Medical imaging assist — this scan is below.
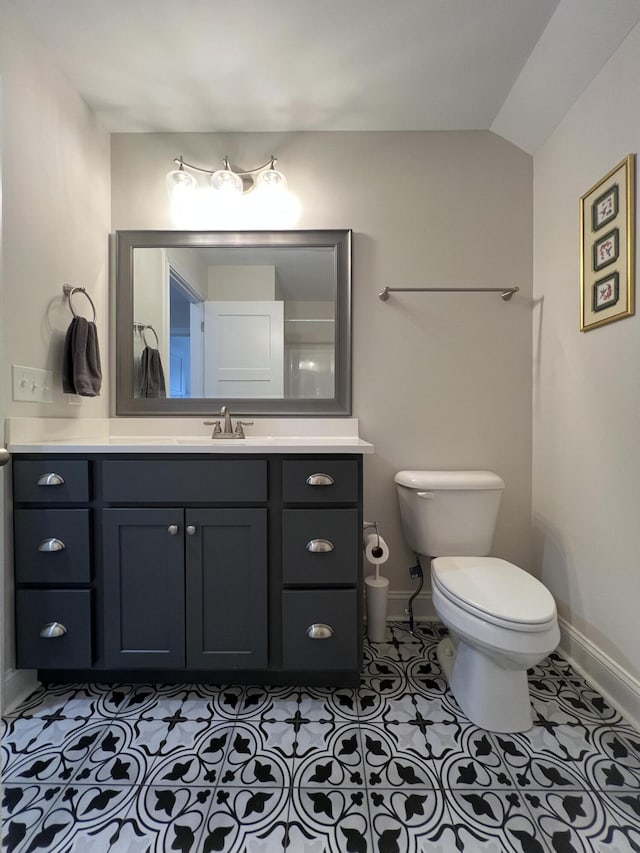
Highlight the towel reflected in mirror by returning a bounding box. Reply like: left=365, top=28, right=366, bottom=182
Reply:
left=140, top=345, right=166, bottom=398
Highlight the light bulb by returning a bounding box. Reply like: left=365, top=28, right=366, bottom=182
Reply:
left=256, top=168, right=287, bottom=191
left=166, top=167, right=198, bottom=225
left=165, top=167, right=196, bottom=198
left=210, top=168, right=243, bottom=194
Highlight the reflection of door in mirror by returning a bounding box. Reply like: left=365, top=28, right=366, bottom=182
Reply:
left=203, top=264, right=284, bottom=398
left=204, top=301, right=284, bottom=398
left=169, top=269, right=204, bottom=398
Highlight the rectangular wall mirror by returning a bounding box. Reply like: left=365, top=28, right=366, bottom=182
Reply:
left=115, top=229, right=352, bottom=416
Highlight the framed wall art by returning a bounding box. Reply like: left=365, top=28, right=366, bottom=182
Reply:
left=580, top=154, right=635, bottom=331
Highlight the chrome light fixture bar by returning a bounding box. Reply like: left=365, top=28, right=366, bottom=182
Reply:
left=165, top=154, right=298, bottom=226
left=166, top=154, right=287, bottom=197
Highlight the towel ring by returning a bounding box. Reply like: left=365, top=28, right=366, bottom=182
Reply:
left=63, top=285, right=96, bottom=323
left=142, top=325, right=159, bottom=348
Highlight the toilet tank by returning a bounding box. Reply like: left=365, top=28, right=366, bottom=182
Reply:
left=394, top=470, right=505, bottom=557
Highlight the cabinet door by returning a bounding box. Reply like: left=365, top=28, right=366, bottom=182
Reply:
left=103, top=509, right=185, bottom=668
left=186, top=508, right=267, bottom=669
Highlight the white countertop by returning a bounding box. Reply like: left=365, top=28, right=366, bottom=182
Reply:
left=8, top=436, right=374, bottom=455
left=6, top=417, right=374, bottom=454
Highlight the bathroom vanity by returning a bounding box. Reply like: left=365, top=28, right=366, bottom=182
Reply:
left=11, top=434, right=373, bottom=686
left=9, top=227, right=368, bottom=685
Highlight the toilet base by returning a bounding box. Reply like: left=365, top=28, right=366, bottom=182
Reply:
left=437, top=636, right=533, bottom=733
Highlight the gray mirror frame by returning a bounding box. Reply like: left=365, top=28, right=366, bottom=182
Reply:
left=115, top=229, right=352, bottom=416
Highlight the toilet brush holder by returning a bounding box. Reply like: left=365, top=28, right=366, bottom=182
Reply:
left=365, top=575, right=389, bottom=642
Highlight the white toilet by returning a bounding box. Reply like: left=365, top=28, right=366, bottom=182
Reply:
left=394, top=470, right=560, bottom=733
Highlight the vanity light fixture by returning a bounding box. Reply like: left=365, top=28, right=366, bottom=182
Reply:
left=166, top=155, right=299, bottom=226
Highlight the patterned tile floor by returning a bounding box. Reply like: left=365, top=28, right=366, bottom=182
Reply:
left=2, top=622, right=640, bottom=852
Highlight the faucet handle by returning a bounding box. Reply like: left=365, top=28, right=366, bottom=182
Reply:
left=204, top=420, right=222, bottom=434
left=234, top=421, right=254, bottom=437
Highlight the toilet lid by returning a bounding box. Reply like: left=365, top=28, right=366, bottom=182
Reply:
left=432, top=556, right=556, bottom=626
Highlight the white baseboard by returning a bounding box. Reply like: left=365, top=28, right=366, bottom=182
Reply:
left=386, top=590, right=436, bottom=622
left=558, top=617, right=640, bottom=730
left=3, top=668, right=37, bottom=715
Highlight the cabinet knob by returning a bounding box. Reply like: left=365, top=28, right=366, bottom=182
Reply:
left=37, top=538, right=66, bottom=552
left=37, top=473, right=65, bottom=487
left=186, top=525, right=197, bottom=536
left=306, top=623, right=334, bottom=640
left=306, top=539, right=334, bottom=553
left=167, top=524, right=179, bottom=535
left=39, top=621, right=67, bottom=639
left=306, top=473, right=334, bottom=487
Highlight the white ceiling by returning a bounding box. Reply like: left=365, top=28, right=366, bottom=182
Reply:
left=10, top=0, right=640, bottom=153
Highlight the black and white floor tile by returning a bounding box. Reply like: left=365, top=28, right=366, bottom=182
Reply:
left=2, top=622, right=640, bottom=852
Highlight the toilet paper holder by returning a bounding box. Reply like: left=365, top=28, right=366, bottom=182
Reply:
left=363, top=519, right=390, bottom=643
left=363, top=520, right=384, bottom=559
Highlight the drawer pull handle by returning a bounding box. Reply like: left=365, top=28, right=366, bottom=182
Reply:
left=306, top=473, right=334, bottom=487
left=306, top=539, right=334, bottom=553
left=37, top=473, right=65, bottom=487
left=37, top=538, right=66, bottom=553
left=40, top=621, right=67, bottom=639
left=168, top=525, right=179, bottom=535
left=306, top=623, right=334, bottom=640
left=186, top=525, right=197, bottom=536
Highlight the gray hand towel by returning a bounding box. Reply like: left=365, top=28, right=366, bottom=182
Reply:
left=140, top=345, right=166, bottom=398
left=62, top=317, right=102, bottom=397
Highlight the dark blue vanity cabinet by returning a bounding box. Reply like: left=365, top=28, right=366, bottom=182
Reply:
left=103, top=507, right=267, bottom=669
left=12, top=453, right=363, bottom=685
left=13, top=459, right=93, bottom=670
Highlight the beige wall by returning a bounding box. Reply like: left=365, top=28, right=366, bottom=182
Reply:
left=0, top=0, right=110, bottom=420
left=0, top=0, right=110, bottom=708
left=533, top=23, right=640, bottom=680
left=112, top=131, right=533, bottom=599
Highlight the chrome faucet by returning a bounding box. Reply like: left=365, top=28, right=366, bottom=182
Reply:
left=221, top=405, right=233, bottom=433
left=204, top=405, right=253, bottom=439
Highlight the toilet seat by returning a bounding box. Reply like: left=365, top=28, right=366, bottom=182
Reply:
left=431, top=556, right=557, bottom=632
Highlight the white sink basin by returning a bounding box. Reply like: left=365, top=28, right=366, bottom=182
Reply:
left=175, top=436, right=364, bottom=445
left=175, top=437, right=277, bottom=445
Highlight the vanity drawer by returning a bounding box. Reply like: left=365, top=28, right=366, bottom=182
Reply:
left=15, top=589, right=92, bottom=669
left=282, top=459, right=359, bottom=504
left=14, top=510, right=91, bottom=584
left=282, top=509, right=359, bottom=585
left=13, top=460, right=89, bottom=503
left=102, top=460, right=267, bottom=503
left=282, top=589, right=358, bottom=670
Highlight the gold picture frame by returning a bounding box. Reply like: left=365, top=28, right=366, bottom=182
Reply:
left=580, top=154, right=635, bottom=331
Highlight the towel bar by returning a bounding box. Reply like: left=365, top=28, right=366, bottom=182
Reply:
left=379, top=285, right=519, bottom=302
left=134, top=323, right=159, bottom=348
left=63, top=284, right=97, bottom=322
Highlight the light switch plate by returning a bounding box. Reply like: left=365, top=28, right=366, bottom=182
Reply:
left=12, top=365, right=53, bottom=403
